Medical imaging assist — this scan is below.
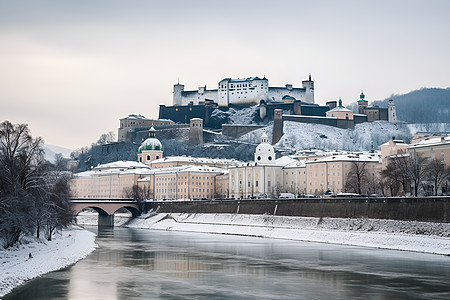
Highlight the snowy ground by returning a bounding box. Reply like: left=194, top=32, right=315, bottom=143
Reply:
left=75, top=211, right=132, bottom=227
left=127, top=213, right=450, bottom=256
left=0, top=226, right=97, bottom=297
left=239, top=121, right=411, bottom=151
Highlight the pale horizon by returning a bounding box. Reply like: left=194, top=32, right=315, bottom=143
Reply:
left=1, top=0, right=449, bottom=150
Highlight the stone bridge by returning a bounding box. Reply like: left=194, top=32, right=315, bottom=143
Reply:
left=71, top=199, right=139, bottom=227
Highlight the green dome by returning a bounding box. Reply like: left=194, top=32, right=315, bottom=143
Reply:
left=138, top=127, right=162, bottom=153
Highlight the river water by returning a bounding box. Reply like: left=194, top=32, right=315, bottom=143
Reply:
left=4, top=227, right=450, bottom=299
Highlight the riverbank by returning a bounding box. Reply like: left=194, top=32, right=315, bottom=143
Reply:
left=127, top=213, right=450, bottom=256
left=0, top=226, right=97, bottom=297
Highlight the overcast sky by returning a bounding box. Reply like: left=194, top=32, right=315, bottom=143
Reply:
left=1, top=0, right=449, bottom=150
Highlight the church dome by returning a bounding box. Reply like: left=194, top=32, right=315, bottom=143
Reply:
left=138, top=127, right=162, bottom=153
left=255, top=132, right=275, bottom=164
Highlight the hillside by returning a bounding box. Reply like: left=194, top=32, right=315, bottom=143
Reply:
left=239, top=121, right=411, bottom=152
left=372, top=87, right=450, bottom=124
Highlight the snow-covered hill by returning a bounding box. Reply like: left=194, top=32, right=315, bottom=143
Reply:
left=407, top=123, right=450, bottom=135
left=43, top=144, right=73, bottom=162
left=239, top=121, right=411, bottom=152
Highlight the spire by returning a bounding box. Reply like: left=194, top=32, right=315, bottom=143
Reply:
left=360, top=90, right=365, bottom=100
left=149, top=126, right=156, bottom=138
left=309, top=73, right=312, bottom=81
left=338, top=98, right=343, bottom=107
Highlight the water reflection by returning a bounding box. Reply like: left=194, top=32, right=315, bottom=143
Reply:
left=4, top=227, right=450, bottom=299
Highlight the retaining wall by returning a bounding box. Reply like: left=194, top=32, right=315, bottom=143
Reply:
left=145, top=197, right=450, bottom=223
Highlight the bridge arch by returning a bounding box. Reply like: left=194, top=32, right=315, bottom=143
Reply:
left=71, top=200, right=140, bottom=226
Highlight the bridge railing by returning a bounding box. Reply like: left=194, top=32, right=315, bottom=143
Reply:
left=70, top=198, right=135, bottom=202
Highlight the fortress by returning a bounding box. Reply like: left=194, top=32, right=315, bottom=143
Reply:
left=173, top=75, right=314, bottom=106
left=120, top=75, right=397, bottom=145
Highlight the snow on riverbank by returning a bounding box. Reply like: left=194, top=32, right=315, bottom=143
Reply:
left=127, top=213, right=450, bottom=256
left=0, top=226, right=97, bottom=297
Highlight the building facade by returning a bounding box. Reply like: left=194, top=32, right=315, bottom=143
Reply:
left=118, top=114, right=174, bottom=143
left=70, top=161, right=152, bottom=199
left=173, top=75, right=314, bottom=107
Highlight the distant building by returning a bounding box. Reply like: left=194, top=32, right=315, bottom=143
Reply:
left=137, top=165, right=227, bottom=200
left=326, top=98, right=354, bottom=120
left=118, top=114, right=174, bottom=143
left=70, top=161, right=152, bottom=199
left=409, top=136, right=450, bottom=168
left=137, top=127, right=163, bottom=164
left=305, top=153, right=381, bottom=195
left=357, top=92, right=393, bottom=122
left=173, top=75, right=314, bottom=107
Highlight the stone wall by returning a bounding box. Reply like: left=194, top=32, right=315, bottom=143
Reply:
left=222, top=124, right=265, bottom=138
left=145, top=197, right=450, bottom=223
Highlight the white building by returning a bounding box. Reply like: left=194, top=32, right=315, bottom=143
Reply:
left=173, top=75, right=314, bottom=107
left=229, top=132, right=306, bottom=198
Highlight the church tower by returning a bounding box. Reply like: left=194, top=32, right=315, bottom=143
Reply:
left=137, top=127, right=163, bottom=164
left=388, top=99, right=397, bottom=122
left=357, top=91, right=368, bottom=114
left=254, top=131, right=275, bottom=164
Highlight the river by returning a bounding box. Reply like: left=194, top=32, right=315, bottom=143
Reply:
left=4, top=227, right=450, bottom=299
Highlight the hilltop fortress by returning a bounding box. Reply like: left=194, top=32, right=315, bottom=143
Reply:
left=173, top=75, right=314, bottom=106
left=119, top=74, right=397, bottom=146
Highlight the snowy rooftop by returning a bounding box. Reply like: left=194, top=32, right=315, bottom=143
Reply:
left=93, top=161, right=150, bottom=170
left=73, top=161, right=152, bottom=177
left=220, top=77, right=266, bottom=83
left=306, top=153, right=381, bottom=164
left=410, top=136, right=450, bottom=148
left=137, top=165, right=227, bottom=181
left=149, top=156, right=241, bottom=166
left=121, top=114, right=150, bottom=120
left=380, top=140, right=409, bottom=147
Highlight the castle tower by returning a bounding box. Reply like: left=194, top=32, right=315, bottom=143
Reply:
left=357, top=91, right=368, bottom=114
left=137, top=127, right=163, bottom=164
left=254, top=131, right=275, bottom=164
left=259, top=100, right=267, bottom=120
left=173, top=82, right=185, bottom=106
left=189, top=118, right=203, bottom=145
left=272, top=109, right=283, bottom=145
left=302, top=74, right=315, bottom=104
left=388, top=99, right=397, bottom=122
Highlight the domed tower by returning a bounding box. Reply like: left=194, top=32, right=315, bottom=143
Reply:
left=254, top=131, right=275, bottom=164
left=357, top=91, right=368, bottom=114
left=137, top=127, right=163, bottom=164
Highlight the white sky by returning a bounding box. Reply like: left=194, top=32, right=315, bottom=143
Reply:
left=1, top=0, right=449, bottom=150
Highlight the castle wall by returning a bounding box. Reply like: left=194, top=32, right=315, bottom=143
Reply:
left=222, top=124, right=265, bottom=138
left=282, top=115, right=339, bottom=127
left=159, top=104, right=211, bottom=125
left=267, top=87, right=308, bottom=103
left=219, top=78, right=268, bottom=106
left=179, top=89, right=218, bottom=106
left=175, top=76, right=314, bottom=107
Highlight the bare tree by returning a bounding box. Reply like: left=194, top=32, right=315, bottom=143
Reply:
left=96, top=131, right=116, bottom=145
left=382, top=155, right=410, bottom=196
left=425, top=159, right=450, bottom=196
left=345, top=162, right=367, bottom=194
left=0, top=121, right=72, bottom=247
left=124, top=184, right=151, bottom=214
left=407, top=152, right=429, bottom=196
